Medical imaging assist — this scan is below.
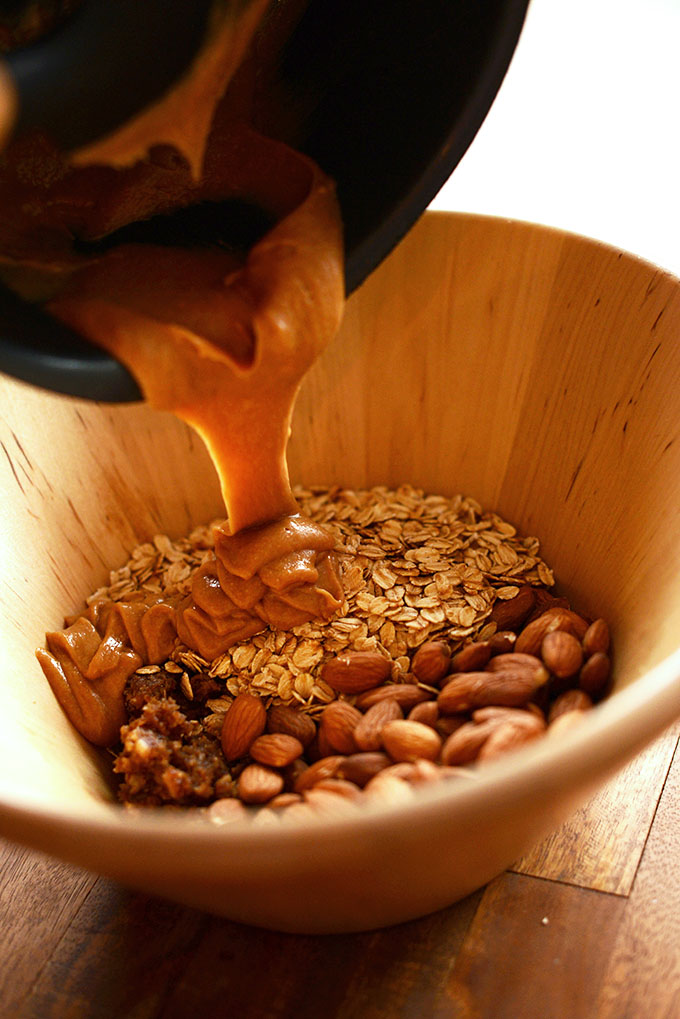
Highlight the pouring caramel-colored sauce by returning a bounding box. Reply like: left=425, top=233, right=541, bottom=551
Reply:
left=2, top=13, right=347, bottom=746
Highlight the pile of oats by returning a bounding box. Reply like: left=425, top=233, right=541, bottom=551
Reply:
left=88, top=486, right=555, bottom=733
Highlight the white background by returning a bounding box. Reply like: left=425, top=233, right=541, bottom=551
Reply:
left=430, top=0, right=680, bottom=275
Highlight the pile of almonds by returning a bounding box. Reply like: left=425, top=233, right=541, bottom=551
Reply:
left=208, top=586, right=611, bottom=823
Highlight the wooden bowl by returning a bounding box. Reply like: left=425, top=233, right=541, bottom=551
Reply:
left=2, top=211, right=680, bottom=933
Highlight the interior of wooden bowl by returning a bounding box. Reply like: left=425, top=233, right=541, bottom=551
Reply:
left=2, top=210, right=680, bottom=819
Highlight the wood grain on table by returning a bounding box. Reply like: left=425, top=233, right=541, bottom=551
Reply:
left=2, top=721, right=679, bottom=1019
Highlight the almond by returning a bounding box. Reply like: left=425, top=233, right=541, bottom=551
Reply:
left=548, top=710, right=588, bottom=738
left=472, top=706, right=546, bottom=727
left=487, top=630, right=517, bottom=654
left=489, top=585, right=536, bottom=629
left=541, top=630, right=583, bottom=678
left=442, top=711, right=544, bottom=765
left=319, top=700, right=363, bottom=754
left=441, top=720, right=496, bottom=765
left=315, top=725, right=336, bottom=759
left=383, top=759, right=442, bottom=785
left=321, top=650, right=391, bottom=693
left=207, top=798, right=249, bottom=824
left=266, top=703, right=317, bottom=748
left=338, top=751, right=391, bottom=787
left=238, top=763, right=284, bottom=804
left=355, top=683, right=432, bottom=711
left=302, top=788, right=358, bottom=819
left=525, top=589, right=570, bottom=623
left=407, top=700, right=439, bottom=728
left=438, top=669, right=546, bottom=714
left=485, top=652, right=548, bottom=679
left=312, top=778, right=364, bottom=801
left=293, top=754, right=346, bottom=793
left=477, top=716, right=544, bottom=761
left=354, top=698, right=403, bottom=751
left=449, top=641, right=492, bottom=673
left=435, top=714, right=467, bottom=739
left=381, top=719, right=442, bottom=763
left=411, top=641, right=451, bottom=684
left=579, top=651, right=610, bottom=698
left=515, top=608, right=588, bottom=656
left=268, top=792, right=303, bottom=809
left=549, top=687, right=593, bottom=722
left=249, top=733, right=304, bottom=768
left=281, top=757, right=309, bottom=790
left=582, top=618, right=610, bottom=657
left=363, top=771, right=414, bottom=806
left=220, top=692, right=266, bottom=762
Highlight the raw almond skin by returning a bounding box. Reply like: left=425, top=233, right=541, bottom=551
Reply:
left=315, top=726, right=336, bottom=759
left=548, top=710, right=588, bottom=738
left=582, top=619, right=611, bottom=657
left=338, top=751, right=391, bottom=787
left=293, top=754, right=346, bottom=793
left=312, top=778, right=364, bottom=801
left=353, top=698, right=403, bottom=752
left=541, top=630, right=584, bottom=678
left=515, top=609, right=586, bottom=656
left=319, top=700, right=363, bottom=754
left=477, top=718, right=544, bottom=761
left=381, top=719, right=442, bottom=763
left=238, top=764, right=284, bottom=804
left=411, top=641, right=451, bottom=684
left=384, top=759, right=442, bottom=785
left=282, top=757, right=309, bottom=791
left=525, top=590, right=570, bottom=623
left=472, top=706, right=546, bottom=728
left=302, top=788, right=358, bottom=819
left=485, top=652, right=546, bottom=675
left=438, top=669, right=545, bottom=714
left=435, top=714, right=467, bottom=739
left=488, top=631, right=517, bottom=654
left=549, top=688, right=593, bottom=722
left=441, top=720, right=497, bottom=765
left=249, top=733, right=303, bottom=768
left=321, top=650, right=391, bottom=693
left=482, top=654, right=550, bottom=695
left=266, top=703, right=317, bottom=748
left=355, top=683, right=431, bottom=711
left=579, top=651, right=611, bottom=698
left=363, top=771, right=414, bottom=806
left=442, top=711, right=544, bottom=765
left=268, top=792, right=303, bottom=809
left=489, top=585, right=536, bottom=630
left=407, top=700, right=439, bottom=728
left=220, top=692, right=266, bottom=762
left=449, top=641, right=492, bottom=673
left=207, top=798, right=249, bottom=824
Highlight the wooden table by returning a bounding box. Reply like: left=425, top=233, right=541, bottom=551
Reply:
left=2, top=720, right=678, bottom=1019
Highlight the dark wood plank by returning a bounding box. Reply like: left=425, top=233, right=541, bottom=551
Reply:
left=513, top=721, right=680, bottom=894
left=16, top=876, right=482, bottom=1019
left=16, top=882, right=209, bottom=1019
left=0, top=840, right=97, bottom=1017
left=159, top=892, right=483, bottom=1019
left=442, top=873, right=627, bottom=1019
left=594, top=736, right=680, bottom=1018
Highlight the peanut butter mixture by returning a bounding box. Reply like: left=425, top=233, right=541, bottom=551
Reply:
left=0, top=5, right=347, bottom=747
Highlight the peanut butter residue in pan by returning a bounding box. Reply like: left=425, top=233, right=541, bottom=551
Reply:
left=4, top=14, right=347, bottom=746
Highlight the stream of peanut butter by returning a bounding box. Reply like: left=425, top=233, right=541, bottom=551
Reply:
left=0, top=4, right=348, bottom=745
